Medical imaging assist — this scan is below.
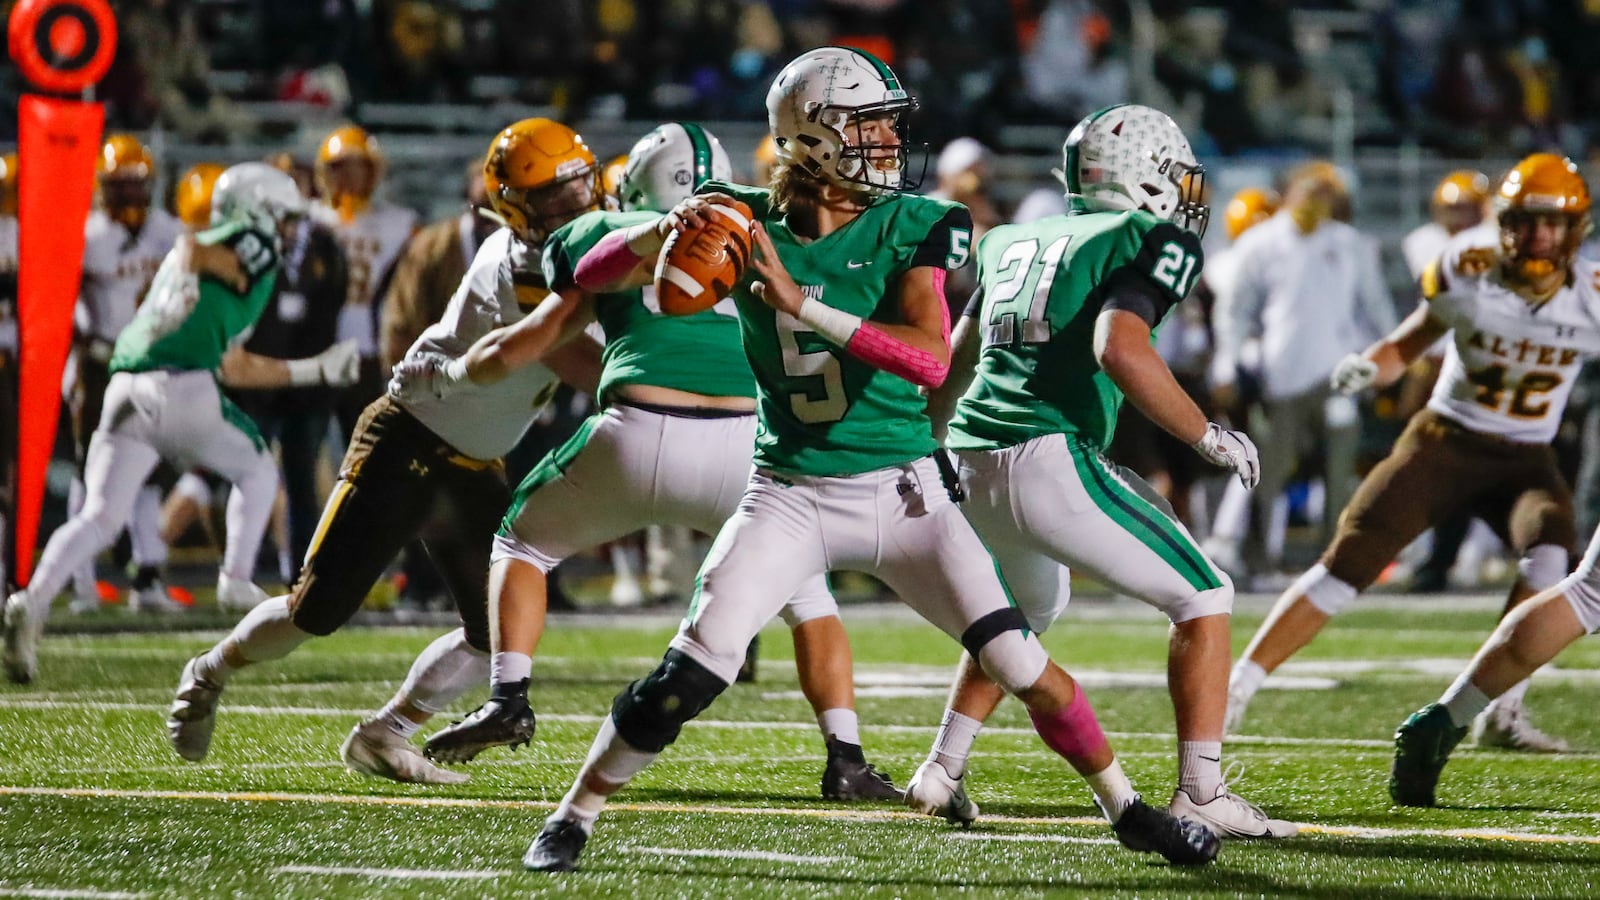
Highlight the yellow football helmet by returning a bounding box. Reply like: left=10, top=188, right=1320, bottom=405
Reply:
left=753, top=133, right=779, bottom=187
left=1496, top=152, right=1591, bottom=282
left=482, top=118, right=600, bottom=245
left=316, top=125, right=383, bottom=223
left=601, top=152, right=629, bottom=205
left=98, top=134, right=154, bottom=232
left=0, top=152, right=17, bottom=217
left=1223, top=187, right=1279, bottom=241
left=174, top=162, right=227, bottom=230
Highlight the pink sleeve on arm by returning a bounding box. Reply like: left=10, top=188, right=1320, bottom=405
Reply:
left=572, top=229, right=642, bottom=292
left=842, top=268, right=952, bottom=388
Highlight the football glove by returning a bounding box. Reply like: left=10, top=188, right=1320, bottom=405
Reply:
left=1193, top=422, right=1261, bottom=489
left=1330, top=353, right=1379, bottom=395
left=387, top=352, right=468, bottom=403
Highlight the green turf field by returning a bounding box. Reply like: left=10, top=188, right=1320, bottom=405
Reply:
left=3, top=595, right=1600, bottom=898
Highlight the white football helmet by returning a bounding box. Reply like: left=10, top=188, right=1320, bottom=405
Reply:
left=210, top=162, right=306, bottom=234
left=1058, top=104, right=1209, bottom=235
left=766, top=46, right=921, bottom=195
left=617, top=123, right=733, bottom=213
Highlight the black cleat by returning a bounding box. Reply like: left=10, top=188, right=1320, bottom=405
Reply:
left=1391, top=702, right=1468, bottom=807
left=822, top=752, right=904, bottom=802
left=1112, top=796, right=1220, bottom=866
left=523, top=819, right=589, bottom=872
left=422, top=696, right=535, bottom=764
left=736, top=635, right=759, bottom=683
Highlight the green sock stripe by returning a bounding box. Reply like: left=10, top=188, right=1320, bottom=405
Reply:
left=1070, top=445, right=1221, bottom=592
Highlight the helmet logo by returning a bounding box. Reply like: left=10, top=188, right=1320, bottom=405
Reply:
left=673, top=171, right=691, bottom=186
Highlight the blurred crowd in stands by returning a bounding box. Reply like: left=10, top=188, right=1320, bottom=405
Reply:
left=0, top=1, right=1598, bottom=160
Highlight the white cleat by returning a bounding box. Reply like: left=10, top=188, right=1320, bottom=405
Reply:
left=905, top=759, right=980, bottom=826
left=216, top=574, right=269, bottom=613
left=166, top=657, right=223, bottom=761
left=1170, top=785, right=1297, bottom=839
left=3, top=592, right=41, bottom=685
left=1473, top=702, right=1569, bottom=753
left=67, top=591, right=103, bottom=616
left=131, top=581, right=188, bottom=615
left=341, top=721, right=469, bottom=785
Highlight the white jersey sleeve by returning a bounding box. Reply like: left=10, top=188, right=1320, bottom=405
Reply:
left=333, top=201, right=420, bottom=356
left=394, top=227, right=560, bottom=460
left=79, top=209, right=184, bottom=342
left=1424, top=230, right=1600, bottom=443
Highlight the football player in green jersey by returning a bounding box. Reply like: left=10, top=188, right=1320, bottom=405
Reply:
left=403, top=122, right=900, bottom=801
left=3, top=164, right=360, bottom=685
left=517, top=49, right=1218, bottom=873
left=906, top=104, right=1293, bottom=839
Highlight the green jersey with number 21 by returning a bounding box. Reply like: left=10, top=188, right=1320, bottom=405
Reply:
left=947, top=209, right=1202, bottom=452
left=701, top=180, right=973, bottom=477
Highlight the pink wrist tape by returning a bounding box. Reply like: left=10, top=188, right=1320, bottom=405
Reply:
left=1027, top=682, right=1110, bottom=765
left=574, top=228, right=641, bottom=292
left=842, top=269, right=952, bottom=388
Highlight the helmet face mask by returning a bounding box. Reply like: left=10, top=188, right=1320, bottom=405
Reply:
left=211, top=162, right=307, bottom=245
left=618, top=123, right=732, bottom=213
left=766, top=47, right=926, bottom=196
left=1060, top=104, right=1209, bottom=236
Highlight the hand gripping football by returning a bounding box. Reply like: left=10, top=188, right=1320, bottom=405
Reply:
left=653, top=200, right=755, bottom=315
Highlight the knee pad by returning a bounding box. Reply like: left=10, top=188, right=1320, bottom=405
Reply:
left=1518, top=544, right=1570, bottom=592
left=611, top=649, right=729, bottom=753
left=777, top=588, right=839, bottom=628
left=1292, top=563, right=1359, bottom=616
left=964, top=609, right=1049, bottom=693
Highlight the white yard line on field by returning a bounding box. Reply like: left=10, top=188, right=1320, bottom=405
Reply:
left=626, top=846, right=848, bottom=865
left=275, top=865, right=507, bottom=880
left=946, top=833, right=1120, bottom=846
left=5, top=785, right=1600, bottom=847
left=0, top=888, right=147, bottom=899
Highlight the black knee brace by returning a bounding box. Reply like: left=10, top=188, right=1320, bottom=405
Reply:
left=611, top=649, right=729, bottom=753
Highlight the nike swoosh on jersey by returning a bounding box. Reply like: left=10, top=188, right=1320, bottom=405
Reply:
left=846, top=260, right=871, bottom=269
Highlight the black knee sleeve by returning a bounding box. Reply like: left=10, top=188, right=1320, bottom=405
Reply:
left=611, top=649, right=729, bottom=753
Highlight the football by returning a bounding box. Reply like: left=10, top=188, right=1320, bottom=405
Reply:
left=653, top=199, right=755, bottom=315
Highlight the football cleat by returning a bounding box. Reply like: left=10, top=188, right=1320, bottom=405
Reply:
left=3, top=592, right=40, bottom=685
left=821, top=748, right=902, bottom=802
left=67, top=591, right=103, bottom=616
left=131, top=580, right=189, bottom=615
left=166, top=656, right=224, bottom=761
left=216, top=574, right=269, bottom=613
left=1391, top=702, right=1468, bottom=807
left=422, top=696, right=536, bottom=764
left=1473, top=701, right=1569, bottom=753
left=1112, top=796, right=1220, bottom=866
left=523, top=819, right=589, bottom=872
left=905, top=759, right=980, bottom=826
left=1169, top=785, right=1297, bottom=838
left=341, top=721, right=469, bottom=785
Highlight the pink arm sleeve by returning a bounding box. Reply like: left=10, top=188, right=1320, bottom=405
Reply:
left=842, top=268, right=952, bottom=388
left=572, top=229, right=642, bottom=292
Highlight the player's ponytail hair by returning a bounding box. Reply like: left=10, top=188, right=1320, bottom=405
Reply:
left=769, top=160, right=823, bottom=216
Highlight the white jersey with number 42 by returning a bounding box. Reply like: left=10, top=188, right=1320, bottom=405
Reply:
left=1424, top=228, right=1600, bottom=443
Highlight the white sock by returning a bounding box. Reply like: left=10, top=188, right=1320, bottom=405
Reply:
left=553, top=716, right=657, bottom=829
left=220, top=456, right=277, bottom=582
left=393, top=629, right=490, bottom=717
left=817, top=708, right=860, bottom=747
left=202, top=596, right=309, bottom=684
left=490, top=651, right=532, bottom=687
left=930, top=709, right=983, bottom=779
left=129, top=485, right=167, bottom=568
left=376, top=706, right=423, bottom=740
left=1084, top=758, right=1139, bottom=823
left=1229, top=659, right=1268, bottom=704
left=1440, top=675, right=1491, bottom=728
left=1178, top=740, right=1225, bottom=799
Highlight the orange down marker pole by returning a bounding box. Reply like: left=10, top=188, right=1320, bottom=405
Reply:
left=6, top=0, right=117, bottom=584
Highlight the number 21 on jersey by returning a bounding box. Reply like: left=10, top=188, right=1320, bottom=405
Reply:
left=981, top=236, right=1072, bottom=346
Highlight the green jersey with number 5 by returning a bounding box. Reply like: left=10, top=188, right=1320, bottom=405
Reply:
left=544, top=209, right=757, bottom=400
left=700, top=180, right=972, bottom=477
left=946, top=209, right=1202, bottom=452
left=110, top=222, right=280, bottom=375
